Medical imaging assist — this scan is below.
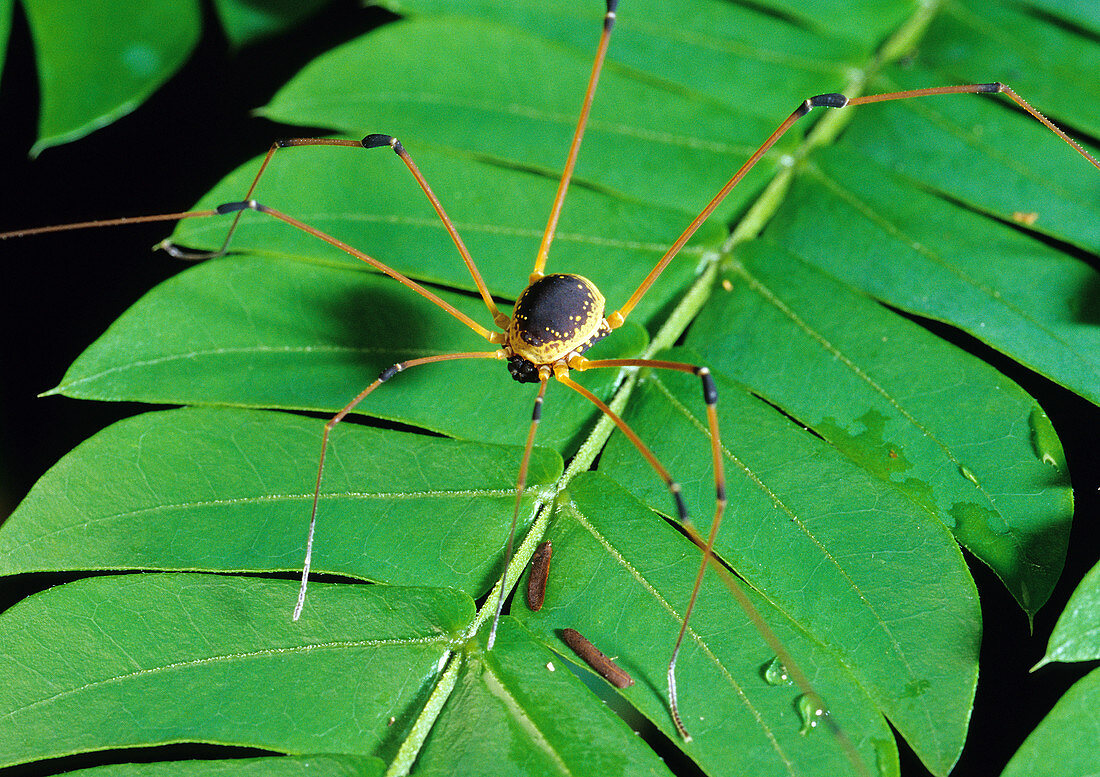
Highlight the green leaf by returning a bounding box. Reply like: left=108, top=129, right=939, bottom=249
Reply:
left=0, top=408, right=561, bottom=595
left=519, top=473, right=900, bottom=777
left=921, top=1, right=1100, bottom=140
left=0, top=574, right=474, bottom=768
left=9, top=0, right=341, bottom=151
left=743, top=0, right=920, bottom=49
left=163, top=144, right=713, bottom=328
left=1038, top=560, right=1100, bottom=667
left=688, top=245, right=1072, bottom=617
left=841, top=64, right=1100, bottom=253
left=389, top=0, right=870, bottom=118
left=49, top=255, right=647, bottom=454
left=999, top=669, right=1100, bottom=777
left=255, top=11, right=816, bottom=220
left=21, top=0, right=202, bottom=153
left=1002, top=559, right=1100, bottom=775
left=768, top=144, right=1100, bottom=405
left=414, top=617, right=675, bottom=776
left=0, top=0, right=12, bottom=81
left=597, top=357, right=978, bottom=774
left=5, top=0, right=1097, bottom=774
left=58, top=756, right=385, bottom=777
left=211, top=0, right=334, bottom=47
left=1017, top=0, right=1100, bottom=35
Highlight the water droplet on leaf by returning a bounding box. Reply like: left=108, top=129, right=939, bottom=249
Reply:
left=797, top=693, right=828, bottom=735
left=762, top=657, right=794, bottom=686
left=1028, top=407, right=1062, bottom=468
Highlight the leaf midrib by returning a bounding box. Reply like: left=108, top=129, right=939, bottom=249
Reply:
left=3, top=635, right=453, bottom=725
left=390, top=0, right=948, bottom=765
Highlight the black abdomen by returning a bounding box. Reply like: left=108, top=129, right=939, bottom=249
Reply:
left=506, top=273, right=608, bottom=376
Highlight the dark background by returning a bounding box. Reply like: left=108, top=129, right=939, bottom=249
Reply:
left=1, top=2, right=1097, bottom=776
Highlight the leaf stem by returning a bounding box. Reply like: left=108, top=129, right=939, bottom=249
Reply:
left=564, top=0, right=949, bottom=479
left=401, top=0, right=949, bottom=764
left=385, top=650, right=463, bottom=777
left=462, top=490, right=558, bottom=642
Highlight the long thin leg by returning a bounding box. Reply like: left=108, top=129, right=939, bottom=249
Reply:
left=294, top=349, right=505, bottom=621
left=160, top=135, right=508, bottom=327
left=568, top=356, right=867, bottom=774
left=562, top=358, right=722, bottom=741
left=364, top=135, right=509, bottom=328
left=3, top=191, right=506, bottom=343
left=531, top=0, right=619, bottom=279
left=160, top=138, right=364, bottom=261
left=848, top=83, right=1100, bottom=169
left=215, top=199, right=504, bottom=344
left=0, top=209, right=217, bottom=240
left=486, top=378, right=550, bottom=650
left=607, top=82, right=1100, bottom=329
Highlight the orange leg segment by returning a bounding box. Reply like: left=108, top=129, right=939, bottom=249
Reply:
left=487, top=378, right=550, bottom=650
left=558, top=356, right=725, bottom=741
left=293, top=349, right=505, bottom=622
left=608, top=82, right=1100, bottom=329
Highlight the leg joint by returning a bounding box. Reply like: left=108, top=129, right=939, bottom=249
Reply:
left=671, top=485, right=688, bottom=523
left=378, top=362, right=405, bottom=382
left=808, top=92, right=849, bottom=109
left=604, top=0, right=619, bottom=29
left=362, top=133, right=400, bottom=152
left=215, top=199, right=263, bottom=215
left=698, top=367, right=718, bottom=406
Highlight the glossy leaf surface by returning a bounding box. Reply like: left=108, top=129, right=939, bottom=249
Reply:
left=0, top=408, right=561, bottom=594
left=769, top=145, right=1100, bottom=406
left=4, top=0, right=1097, bottom=775
left=1038, top=560, right=1100, bottom=667
left=414, top=617, right=675, bottom=777
left=519, top=473, right=899, bottom=777
left=687, top=243, right=1072, bottom=616
left=164, top=144, right=716, bottom=327
left=597, top=356, right=978, bottom=773
left=0, top=575, right=474, bottom=767
left=51, top=255, right=647, bottom=453
left=256, top=9, right=830, bottom=220
left=21, top=0, right=201, bottom=153
left=999, top=669, right=1100, bottom=777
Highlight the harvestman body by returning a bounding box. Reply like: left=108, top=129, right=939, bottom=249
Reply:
left=4, top=0, right=1099, bottom=767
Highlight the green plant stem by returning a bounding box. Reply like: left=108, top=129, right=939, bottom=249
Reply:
left=385, top=650, right=462, bottom=777
left=394, top=0, right=948, bottom=766
left=463, top=0, right=948, bottom=658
